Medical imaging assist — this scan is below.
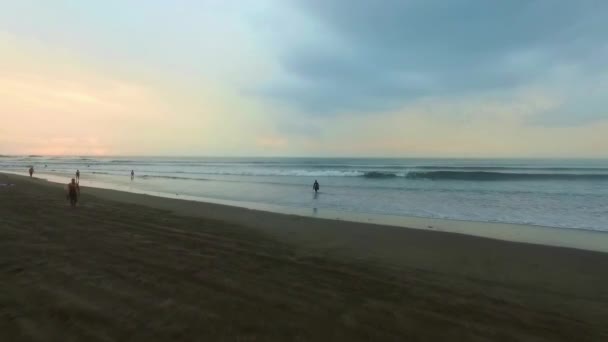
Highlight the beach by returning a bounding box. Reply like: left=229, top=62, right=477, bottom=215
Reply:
left=3, top=156, right=607, bottom=233
left=1, top=173, right=608, bottom=341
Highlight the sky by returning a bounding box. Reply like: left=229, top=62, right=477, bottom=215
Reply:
left=0, top=0, right=607, bottom=157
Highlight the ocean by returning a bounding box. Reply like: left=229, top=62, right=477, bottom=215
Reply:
left=2, top=156, right=607, bottom=231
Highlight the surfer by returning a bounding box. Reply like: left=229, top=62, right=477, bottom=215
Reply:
left=313, top=180, right=320, bottom=193
left=76, top=170, right=80, bottom=183
left=28, top=166, right=34, bottom=177
left=67, top=178, right=80, bottom=207
left=131, top=170, right=135, bottom=180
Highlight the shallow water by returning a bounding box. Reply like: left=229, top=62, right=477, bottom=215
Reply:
left=2, top=156, right=607, bottom=231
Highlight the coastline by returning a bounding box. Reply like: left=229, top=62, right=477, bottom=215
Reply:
left=4, top=171, right=608, bottom=253
left=2, top=172, right=608, bottom=340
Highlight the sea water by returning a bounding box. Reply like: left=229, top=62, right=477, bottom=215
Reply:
left=1, top=156, right=607, bottom=231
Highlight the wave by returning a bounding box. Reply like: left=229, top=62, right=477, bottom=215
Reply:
left=10, top=167, right=608, bottom=181
left=139, top=174, right=209, bottom=181
left=363, top=171, right=399, bottom=178
left=405, top=171, right=608, bottom=181
left=412, top=166, right=608, bottom=172
left=205, top=170, right=366, bottom=177
left=82, top=171, right=197, bottom=179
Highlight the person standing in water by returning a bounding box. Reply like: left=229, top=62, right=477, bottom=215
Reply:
left=75, top=169, right=80, bottom=183
left=28, top=166, right=34, bottom=177
left=313, top=180, right=320, bottom=193
left=131, top=170, right=135, bottom=180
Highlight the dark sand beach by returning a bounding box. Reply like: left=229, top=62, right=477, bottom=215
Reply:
left=1, top=173, right=608, bottom=341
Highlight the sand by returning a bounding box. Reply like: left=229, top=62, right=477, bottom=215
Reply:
left=1, top=173, right=607, bottom=341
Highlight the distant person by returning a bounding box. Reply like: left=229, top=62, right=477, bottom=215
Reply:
left=76, top=169, right=80, bottom=183
left=28, top=167, right=34, bottom=177
left=67, top=178, right=80, bottom=207
left=131, top=170, right=135, bottom=180
left=313, top=180, right=320, bottom=193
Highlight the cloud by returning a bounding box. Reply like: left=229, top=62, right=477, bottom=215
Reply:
left=0, top=32, right=278, bottom=156
left=526, top=68, right=608, bottom=126
left=1, top=1, right=606, bottom=157
left=259, top=0, right=608, bottom=117
left=276, top=119, right=324, bottom=138
left=280, top=90, right=608, bottom=158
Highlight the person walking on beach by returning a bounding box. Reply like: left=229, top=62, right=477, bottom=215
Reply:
left=28, top=166, right=34, bottom=177
left=131, top=170, right=135, bottom=180
left=313, top=180, right=320, bottom=193
left=76, top=169, right=80, bottom=183
left=67, top=178, right=80, bottom=207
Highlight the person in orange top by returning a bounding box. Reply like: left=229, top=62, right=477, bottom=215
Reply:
left=67, top=178, right=80, bottom=207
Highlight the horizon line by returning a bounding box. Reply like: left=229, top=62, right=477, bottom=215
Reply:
left=1, top=154, right=607, bottom=160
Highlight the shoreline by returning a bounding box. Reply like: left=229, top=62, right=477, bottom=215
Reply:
left=4, top=171, right=608, bottom=253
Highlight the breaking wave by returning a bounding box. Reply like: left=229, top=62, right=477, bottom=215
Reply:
left=362, top=171, right=400, bottom=178
left=405, top=171, right=608, bottom=181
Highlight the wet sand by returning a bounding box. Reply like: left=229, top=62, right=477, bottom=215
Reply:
left=1, top=173, right=607, bottom=341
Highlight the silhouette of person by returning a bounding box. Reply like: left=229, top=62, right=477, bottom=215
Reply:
left=67, top=178, right=80, bottom=207
left=76, top=170, right=80, bottom=183
left=313, top=180, right=320, bottom=193
left=131, top=170, right=134, bottom=180
left=28, top=167, right=34, bottom=177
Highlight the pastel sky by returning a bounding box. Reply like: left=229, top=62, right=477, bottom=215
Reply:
left=1, top=0, right=607, bottom=157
